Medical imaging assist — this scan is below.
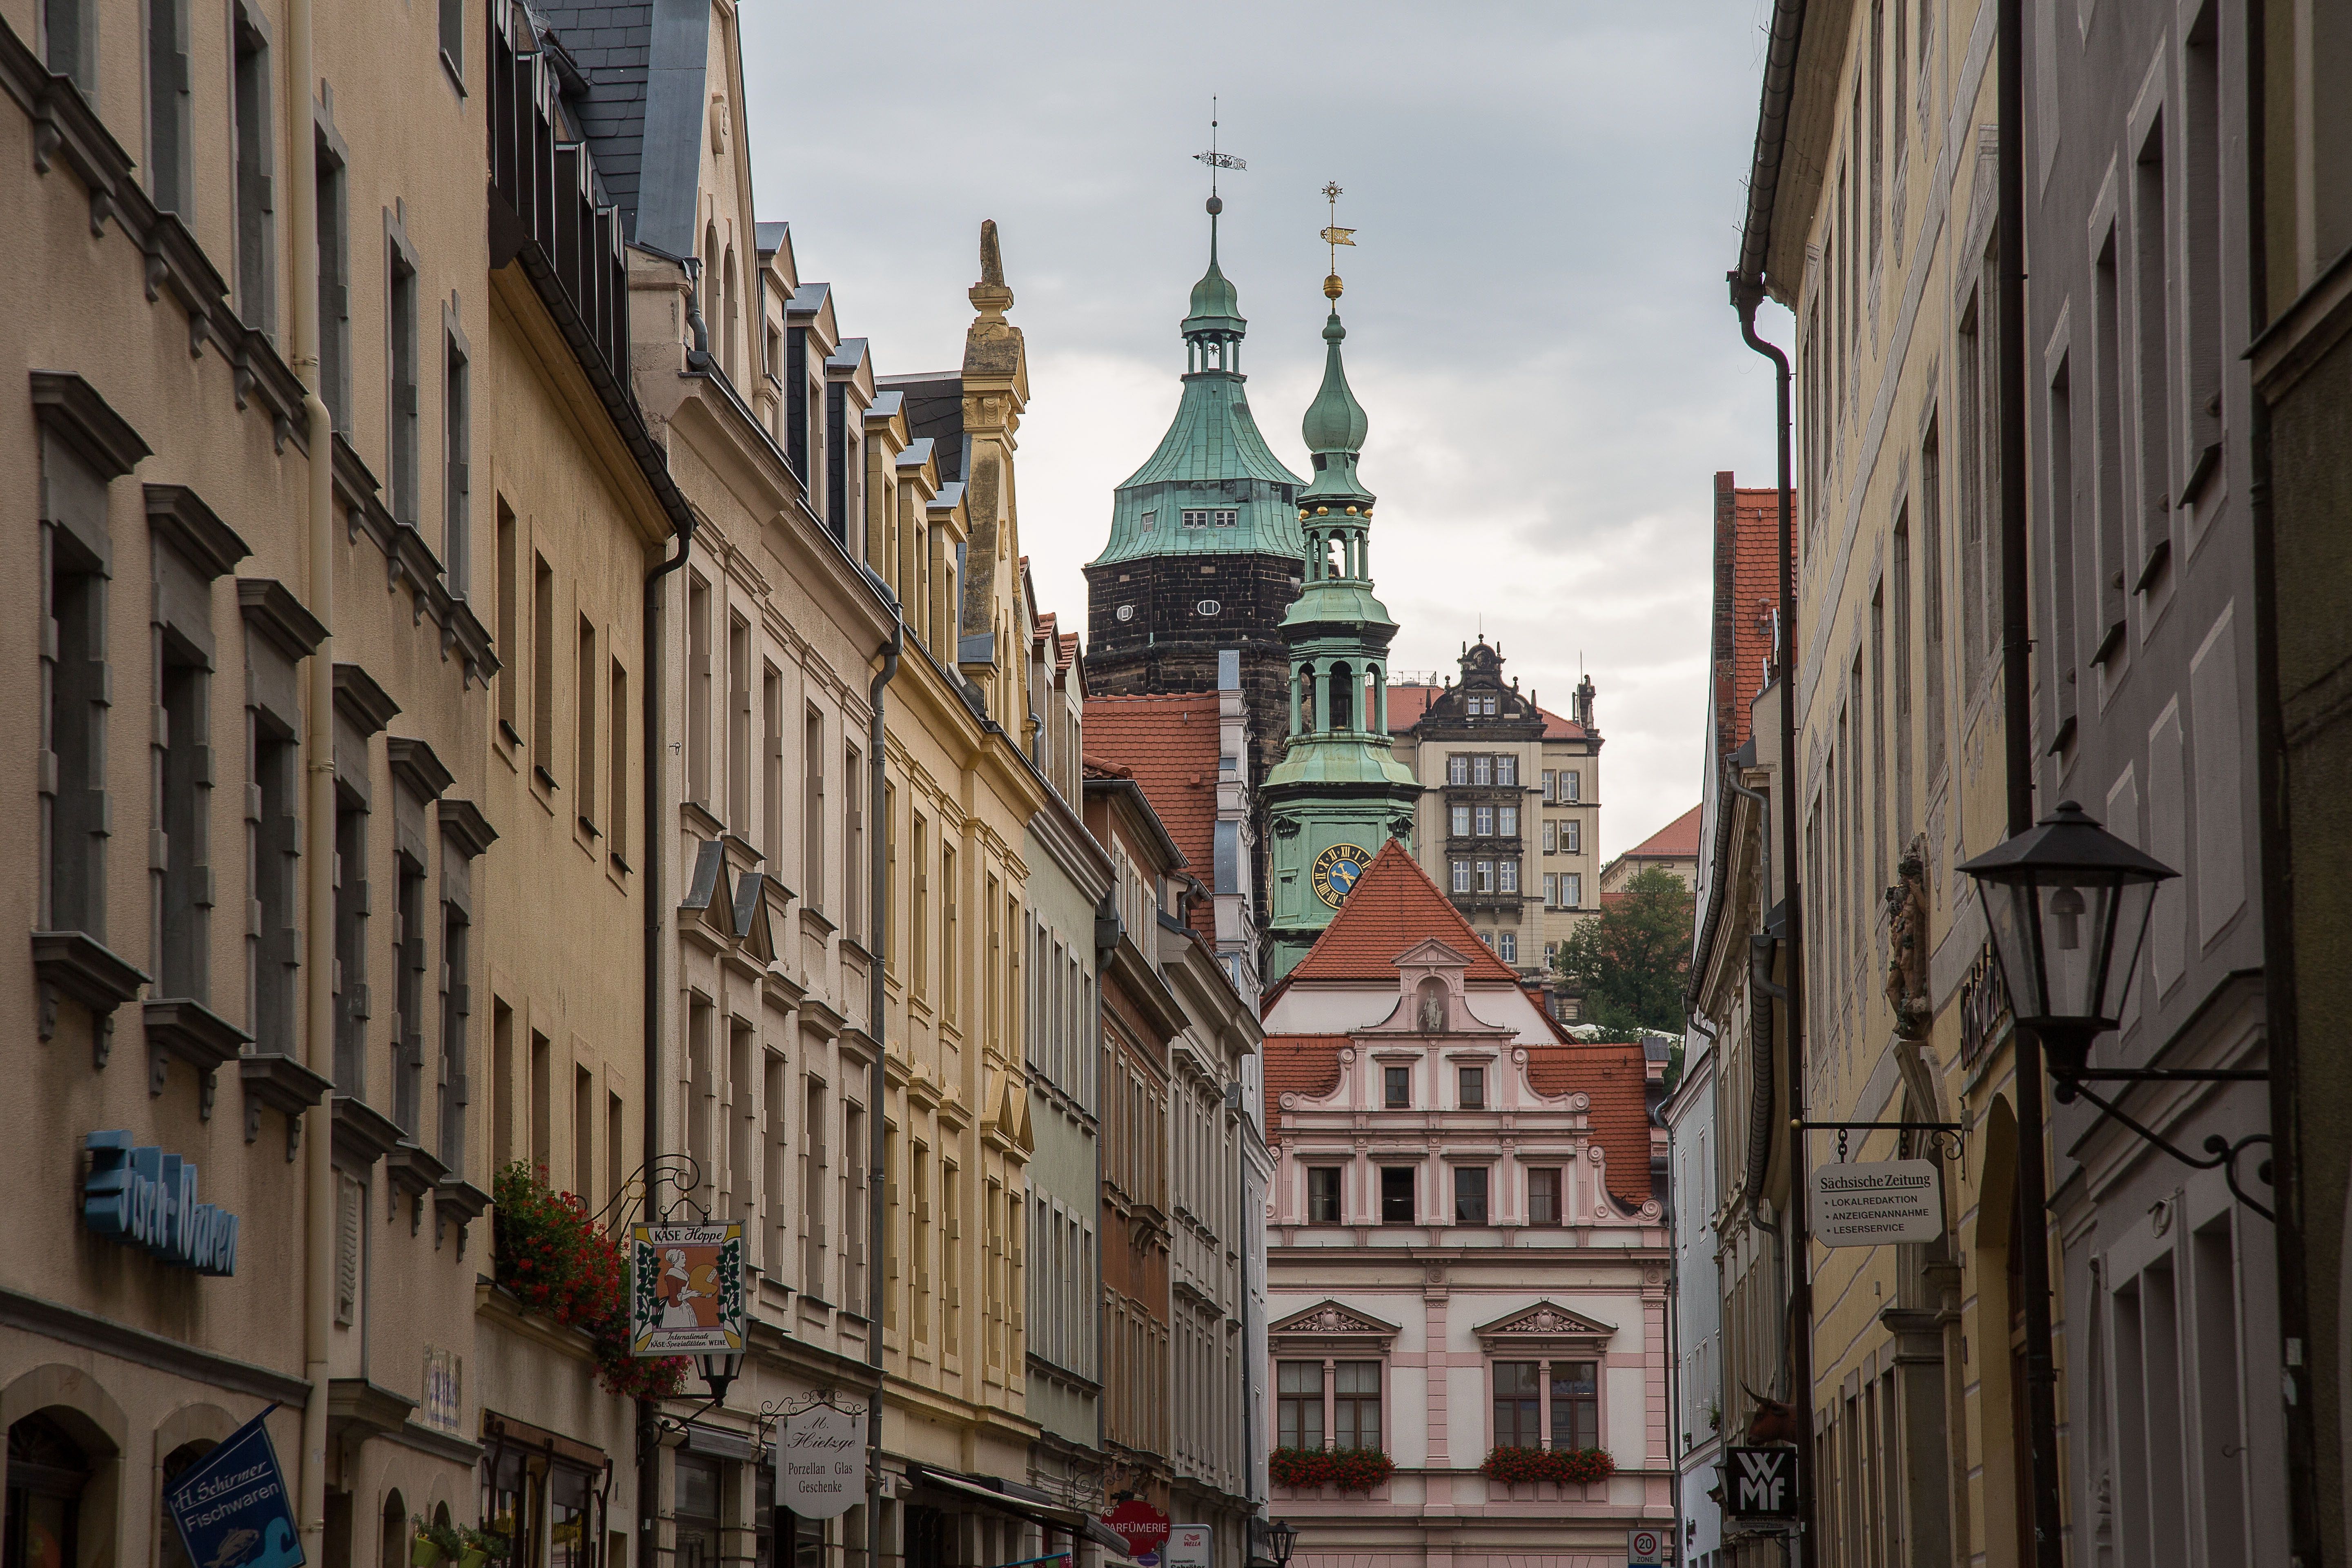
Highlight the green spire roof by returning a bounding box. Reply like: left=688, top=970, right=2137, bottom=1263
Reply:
left=1301, top=311, right=1368, bottom=454
left=1090, top=203, right=1306, bottom=568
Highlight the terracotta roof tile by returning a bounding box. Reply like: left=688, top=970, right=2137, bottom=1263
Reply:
left=1525, top=1042, right=1652, bottom=1206
left=1263, top=1035, right=1349, bottom=1102
left=1623, top=803, right=1704, bottom=861
left=1085, top=695, right=1222, bottom=940
left=1716, top=480, right=1785, bottom=755
left=1285, top=840, right=1522, bottom=985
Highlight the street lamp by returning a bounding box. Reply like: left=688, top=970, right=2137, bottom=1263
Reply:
left=695, top=1349, right=744, bottom=1405
left=1263, top=1518, right=1298, bottom=1568
left=1957, top=800, right=2175, bottom=1085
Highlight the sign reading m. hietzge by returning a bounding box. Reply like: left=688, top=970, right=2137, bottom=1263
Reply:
left=1810, top=1158, right=1944, bottom=1247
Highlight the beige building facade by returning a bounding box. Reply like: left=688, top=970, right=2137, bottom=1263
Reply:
left=2, top=0, right=679, bottom=1564
left=1389, top=643, right=1604, bottom=994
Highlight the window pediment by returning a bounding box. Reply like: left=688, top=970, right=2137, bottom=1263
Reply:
left=1269, top=1298, right=1402, bottom=1353
left=1473, top=1299, right=1617, bottom=1353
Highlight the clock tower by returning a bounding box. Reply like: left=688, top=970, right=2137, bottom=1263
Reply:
left=1263, top=235, right=1423, bottom=981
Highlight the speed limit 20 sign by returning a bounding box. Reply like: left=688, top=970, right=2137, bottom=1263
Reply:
left=1626, top=1527, right=1666, bottom=1565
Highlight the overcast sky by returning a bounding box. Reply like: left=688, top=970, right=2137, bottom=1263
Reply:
left=739, top=2, right=1791, bottom=863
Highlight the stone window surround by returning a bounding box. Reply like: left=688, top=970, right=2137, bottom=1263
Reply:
left=1474, top=1301, right=1619, bottom=1457
left=1269, top=1300, right=1402, bottom=1455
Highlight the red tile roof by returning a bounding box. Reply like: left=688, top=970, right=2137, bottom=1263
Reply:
left=1715, top=477, right=1786, bottom=756
left=1285, top=840, right=1523, bottom=985
left=1263, top=1035, right=1350, bottom=1102
left=1622, top=803, right=1704, bottom=862
left=1084, top=694, right=1222, bottom=940
left=1525, top=1042, right=1653, bottom=1206
left=1385, top=682, right=1589, bottom=741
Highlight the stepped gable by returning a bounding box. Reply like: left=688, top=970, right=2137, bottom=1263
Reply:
left=1526, top=1041, right=1653, bottom=1208
left=1262, top=1035, right=1350, bottom=1102
left=1283, top=840, right=1520, bottom=986
left=1085, top=693, right=1221, bottom=937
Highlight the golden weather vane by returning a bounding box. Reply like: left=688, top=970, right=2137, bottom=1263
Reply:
left=1320, top=181, right=1355, bottom=301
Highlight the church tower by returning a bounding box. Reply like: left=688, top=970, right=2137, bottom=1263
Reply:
left=1261, top=235, right=1424, bottom=981
left=1082, top=195, right=1307, bottom=797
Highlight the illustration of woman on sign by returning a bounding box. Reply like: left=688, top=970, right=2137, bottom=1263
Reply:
left=657, top=1246, right=724, bottom=1328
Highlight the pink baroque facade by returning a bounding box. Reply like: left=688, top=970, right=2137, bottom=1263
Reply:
left=1260, top=844, right=1670, bottom=1568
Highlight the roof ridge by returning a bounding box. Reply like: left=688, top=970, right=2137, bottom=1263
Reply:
left=1286, top=840, right=1521, bottom=984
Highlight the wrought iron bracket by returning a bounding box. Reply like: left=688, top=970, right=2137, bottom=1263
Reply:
left=1795, top=1119, right=1965, bottom=1163
left=2057, top=1076, right=2275, bottom=1221
left=753, top=1387, right=867, bottom=1447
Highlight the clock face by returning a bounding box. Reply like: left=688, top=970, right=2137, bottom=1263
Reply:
left=1310, top=842, right=1372, bottom=909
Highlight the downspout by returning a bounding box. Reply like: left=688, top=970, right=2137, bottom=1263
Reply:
left=1728, top=286, right=1811, bottom=1555
left=1993, top=3, right=2064, bottom=1561
left=866, top=581, right=902, bottom=1568
left=641, top=499, right=695, bottom=1567
left=287, top=0, right=334, bottom=1554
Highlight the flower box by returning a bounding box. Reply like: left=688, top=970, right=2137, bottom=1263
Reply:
left=492, top=1162, right=688, bottom=1400
left=1478, top=1445, right=1617, bottom=1487
left=1267, top=1447, right=1396, bottom=1494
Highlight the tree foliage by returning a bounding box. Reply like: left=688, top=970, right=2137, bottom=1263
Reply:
left=1553, top=864, right=1694, bottom=1033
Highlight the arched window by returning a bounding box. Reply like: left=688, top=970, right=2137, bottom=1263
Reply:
left=379, top=1488, right=408, bottom=1568
left=6, top=1412, right=90, bottom=1568
left=1328, top=663, right=1354, bottom=732
left=156, top=1441, right=217, bottom=1568
left=722, top=245, right=740, bottom=382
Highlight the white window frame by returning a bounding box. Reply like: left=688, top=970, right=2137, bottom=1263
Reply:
left=1498, top=931, right=1517, bottom=964
left=1451, top=805, right=1471, bottom=837
left=1499, top=804, right=1519, bottom=837
left=1452, top=860, right=1471, bottom=894
left=1476, top=860, right=1494, bottom=893
left=1499, top=860, right=1519, bottom=895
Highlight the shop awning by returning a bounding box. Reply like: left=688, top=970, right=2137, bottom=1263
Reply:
left=903, top=1464, right=1135, bottom=1560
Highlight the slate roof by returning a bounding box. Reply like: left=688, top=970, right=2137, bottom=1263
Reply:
left=1387, top=683, right=1588, bottom=741
left=1084, top=694, right=1222, bottom=940
left=878, top=373, right=965, bottom=484
left=535, top=0, right=691, bottom=252
left=1284, top=840, right=1521, bottom=986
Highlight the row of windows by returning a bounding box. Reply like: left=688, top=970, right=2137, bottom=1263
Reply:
left=1542, top=769, right=1584, bottom=802
left=1541, top=819, right=1583, bottom=854
left=1446, top=753, right=1519, bottom=786
left=1273, top=1358, right=1600, bottom=1453
left=1381, top=1064, right=1488, bottom=1109
left=1448, top=812, right=1583, bottom=853
left=1449, top=858, right=1519, bottom=895
left=1303, top=1164, right=1567, bottom=1226
left=1544, top=872, right=1585, bottom=909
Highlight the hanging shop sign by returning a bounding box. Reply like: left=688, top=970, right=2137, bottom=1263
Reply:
left=1102, top=1499, right=1170, bottom=1561
left=82, top=1131, right=241, bottom=1275
left=1810, top=1158, right=1944, bottom=1247
left=775, top=1403, right=866, bottom=1519
left=1722, top=1446, right=1800, bottom=1523
left=1167, top=1526, right=1212, bottom=1568
left=163, top=1405, right=304, bottom=1568
left=629, top=1221, right=744, bottom=1355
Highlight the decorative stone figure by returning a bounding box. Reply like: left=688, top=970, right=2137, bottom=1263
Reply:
left=1884, top=835, right=1932, bottom=1039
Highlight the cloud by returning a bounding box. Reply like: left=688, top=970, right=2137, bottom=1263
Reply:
left=739, top=0, right=1791, bottom=860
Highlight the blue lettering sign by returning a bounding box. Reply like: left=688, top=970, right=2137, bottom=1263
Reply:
left=83, top=1133, right=239, bottom=1276
left=164, top=1406, right=303, bottom=1568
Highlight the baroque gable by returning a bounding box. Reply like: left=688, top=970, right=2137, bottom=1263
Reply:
left=1268, top=1299, right=1403, bottom=1351
left=1472, top=1300, right=1618, bottom=1352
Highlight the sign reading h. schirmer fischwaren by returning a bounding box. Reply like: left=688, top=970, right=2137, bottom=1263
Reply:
left=1810, top=1158, right=1944, bottom=1247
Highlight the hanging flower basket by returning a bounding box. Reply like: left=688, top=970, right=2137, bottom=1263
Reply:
left=1268, top=1447, right=1396, bottom=1493
left=1479, top=1446, right=1617, bottom=1486
left=492, top=1162, right=688, bottom=1400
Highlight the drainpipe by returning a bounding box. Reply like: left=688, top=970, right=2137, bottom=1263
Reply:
left=866, top=581, right=902, bottom=1568
left=287, top=0, right=334, bottom=1552
left=1994, top=0, right=2064, bottom=1559
left=641, top=500, right=695, bottom=1566
left=1728, top=281, right=1811, bottom=1561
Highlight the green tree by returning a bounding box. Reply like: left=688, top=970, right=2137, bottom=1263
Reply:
left=1553, top=864, right=1694, bottom=1033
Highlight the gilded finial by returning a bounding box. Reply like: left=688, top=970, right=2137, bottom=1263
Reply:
left=1319, top=180, right=1354, bottom=301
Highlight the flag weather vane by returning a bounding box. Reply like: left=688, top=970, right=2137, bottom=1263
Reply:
left=1321, top=181, right=1355, bottom=301
left=1194, top=98, right=1245, bottom=207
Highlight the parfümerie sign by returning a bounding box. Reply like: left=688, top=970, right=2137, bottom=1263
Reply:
left=1811, top=1159, right=1943, bottom=1247
left=775, top=1404, right=865, bottom=1519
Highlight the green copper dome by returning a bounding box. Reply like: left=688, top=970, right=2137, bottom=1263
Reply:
left=1301, top=312, right=1368, bottom=454
left=1089, top=205, right=1305, bottom=568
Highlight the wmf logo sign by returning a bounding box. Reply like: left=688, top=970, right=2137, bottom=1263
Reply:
left=1725, top=1447, right=1800, bottom=1522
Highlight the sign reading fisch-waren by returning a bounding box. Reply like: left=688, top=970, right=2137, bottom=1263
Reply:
left=1810, top=1158, right=1943, bottom=1247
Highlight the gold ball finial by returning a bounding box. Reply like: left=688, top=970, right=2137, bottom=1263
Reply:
left=1323, top=272, right=1344, bottom=301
